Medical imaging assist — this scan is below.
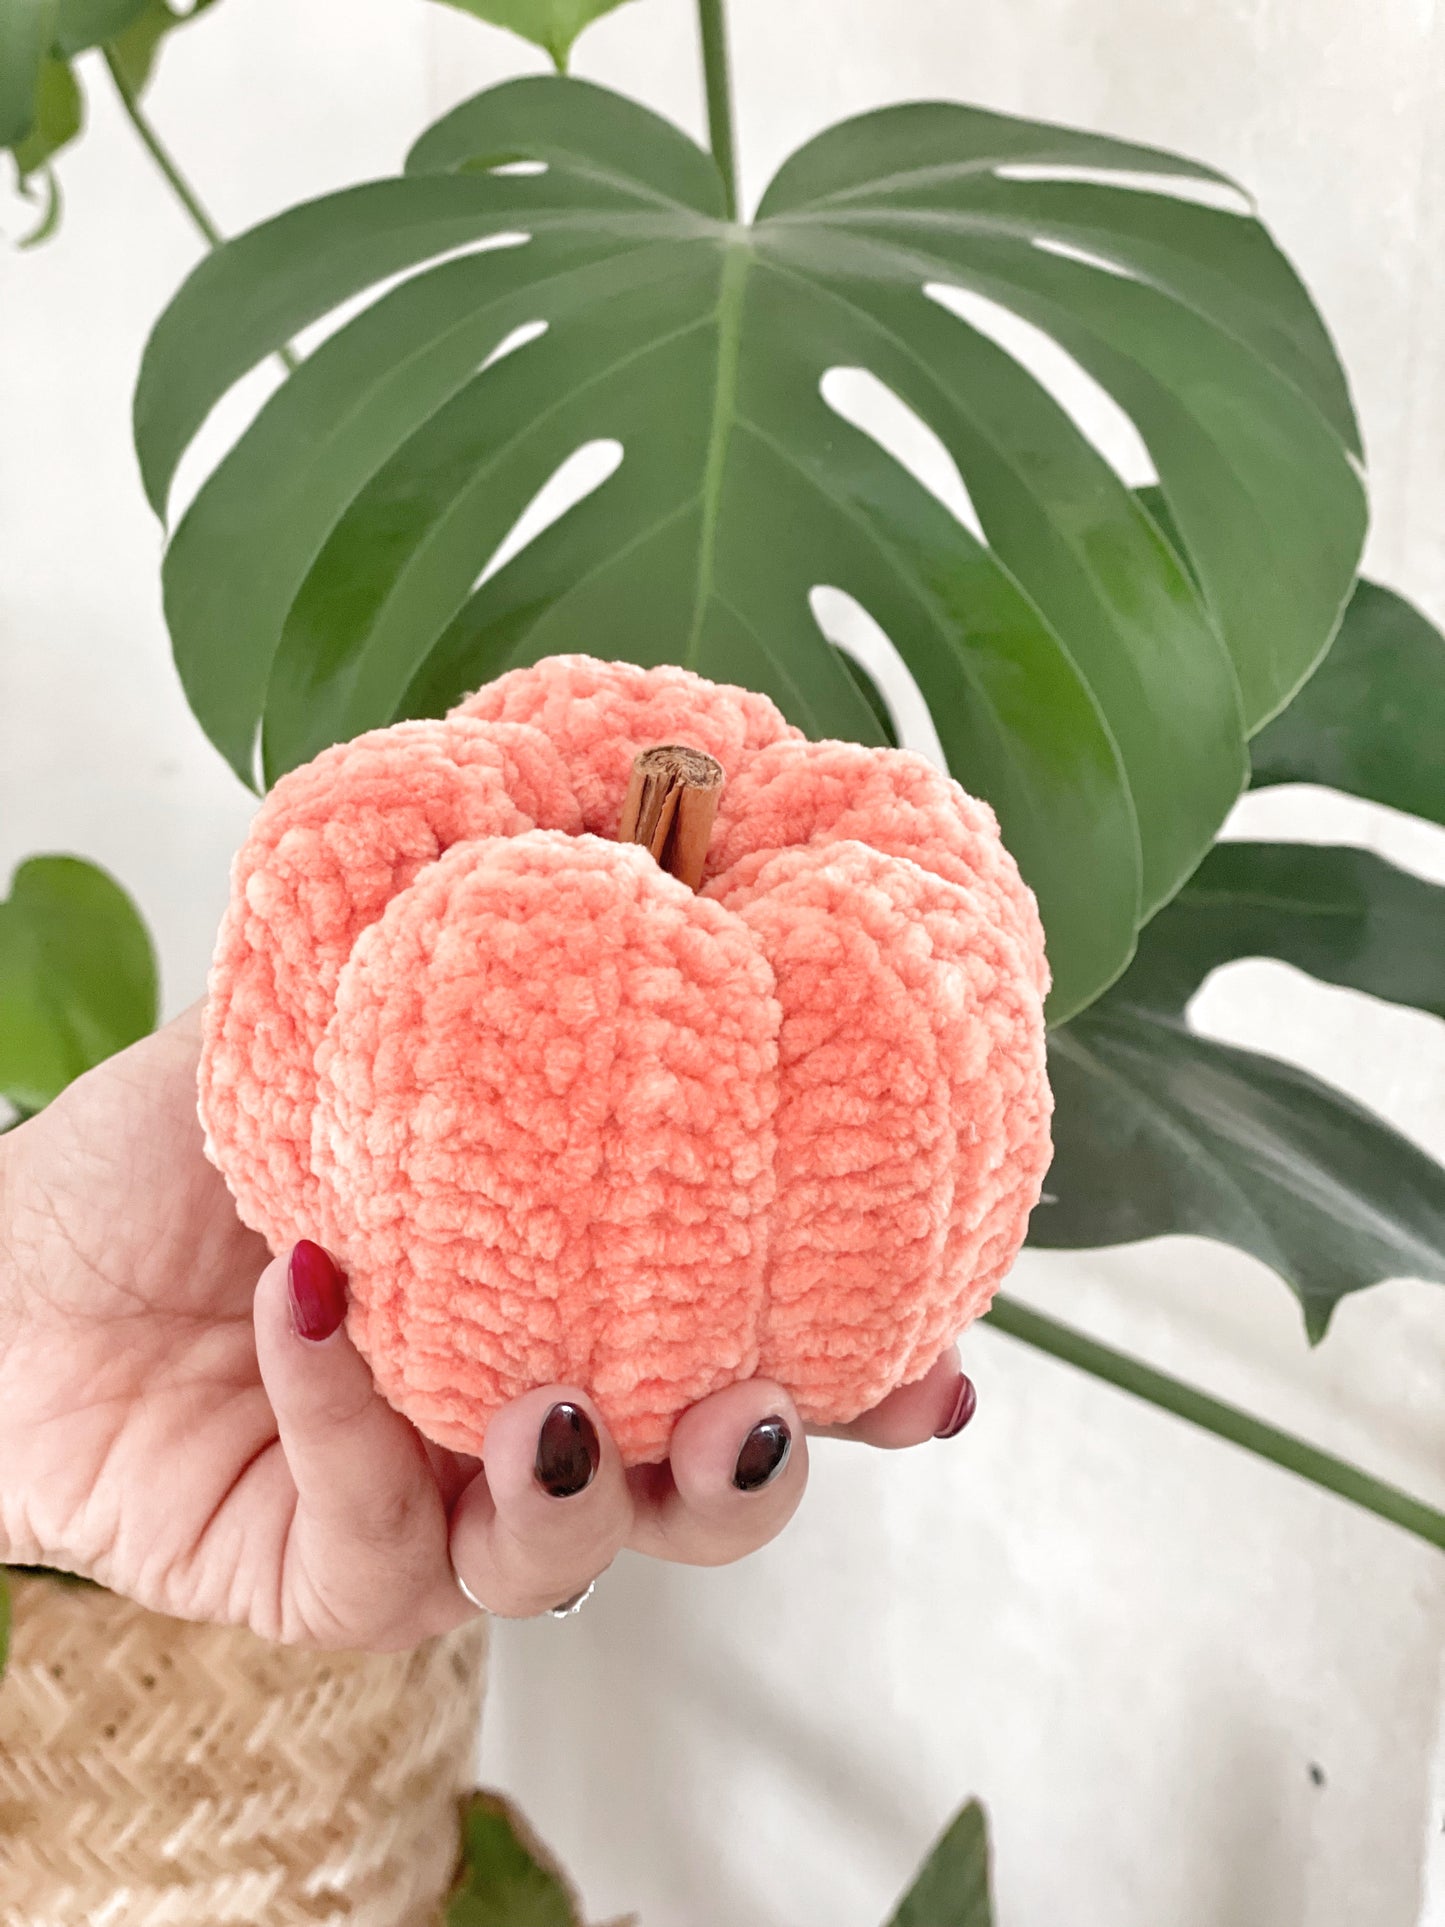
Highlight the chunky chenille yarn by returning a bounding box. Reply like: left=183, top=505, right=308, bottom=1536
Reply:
left=199, top=656, right=1052, bottom=1463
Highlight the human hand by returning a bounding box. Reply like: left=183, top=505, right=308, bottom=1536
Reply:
left=0, top=1008, right=974, bottom=1650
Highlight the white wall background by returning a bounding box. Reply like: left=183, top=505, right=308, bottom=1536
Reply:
left=3, top=3, right=1443, bottom=1922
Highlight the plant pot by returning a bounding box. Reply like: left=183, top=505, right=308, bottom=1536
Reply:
left=0, top=1572, right=488, bottom=1926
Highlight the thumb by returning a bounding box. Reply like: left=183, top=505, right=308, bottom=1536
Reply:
left=252, top=1242, right=469, bottom=1647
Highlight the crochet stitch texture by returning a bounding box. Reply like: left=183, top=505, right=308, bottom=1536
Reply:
left=199, top=655, right=1052, bottom=1463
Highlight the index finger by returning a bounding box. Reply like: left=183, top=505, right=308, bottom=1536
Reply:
left=808, top=1348, right=974, bottom=1448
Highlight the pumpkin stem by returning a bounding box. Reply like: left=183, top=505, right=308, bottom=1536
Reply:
left=618, top=744, right=724, bottom=891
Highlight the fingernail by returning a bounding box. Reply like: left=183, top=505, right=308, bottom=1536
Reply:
left=535, top=1403, right=601, bottom=1499
left=733, top=1415, right=791, bottom=1492
left=934, top=1374, right=978, bottom=1439
left=287, top=1240, right=347, bottom=1342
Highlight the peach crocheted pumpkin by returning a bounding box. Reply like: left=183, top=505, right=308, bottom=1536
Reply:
left=199, top=655, right=1052, bottom=1463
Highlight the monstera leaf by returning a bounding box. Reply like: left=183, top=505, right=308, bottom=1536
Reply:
left=1033, top=840, right=1445, bottom=1339
left=0, top=854, right=158, bottom=1115
left=135, top=75, right=1366, bottom=1019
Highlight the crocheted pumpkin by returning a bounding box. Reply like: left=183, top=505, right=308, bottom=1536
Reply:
left=199, top=655, right=1052, bottom=1464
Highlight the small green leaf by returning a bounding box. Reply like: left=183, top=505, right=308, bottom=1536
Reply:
left=1033, top=841, right=1445, bottom=1339
left=429, top=0, right=635, bottom=70
left=52, top=0, right=149, bottom=55
left=106, top=0, right=218, bottom=97
left=886, top=1800, right=994, bottom=1927
left=15, top=160, right=62, bottom=246
left=0, top=0, right=55, bottom=147
left=10, top=52, right=81, bottom=182
left=0, top=855, right=159, bottom=1113
left=1251, top=579, right=1445, bottom=829
left=447, top=1791, right=583, bottom=1927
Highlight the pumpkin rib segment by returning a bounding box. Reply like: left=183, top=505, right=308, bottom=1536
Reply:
left=713, top=832, right=1048, bottom=1420
left=198, top=717, right=580, bottom=1252
left=713, top=842, right=961, bottom=1419
left=707, top=735, right=1046, bottom=995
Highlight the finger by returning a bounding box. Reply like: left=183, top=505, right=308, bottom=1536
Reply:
left=448, top=1387, right=632, bottom=1618
left=254, top=1242, right=465, bottom=1646
left=811, top=1347, right=975, bottom=1448
left=627, top=1379, right=806, bottom=1567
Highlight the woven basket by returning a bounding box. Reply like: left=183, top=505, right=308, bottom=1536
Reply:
left=0, top=1573, right=488, bottom=1926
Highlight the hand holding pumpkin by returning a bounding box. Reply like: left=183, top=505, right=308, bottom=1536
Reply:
left=0, top=654, right=1046, bottom=1648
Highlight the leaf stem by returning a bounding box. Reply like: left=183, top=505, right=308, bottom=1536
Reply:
left=101, top=47, right=298, bottom=373
left=102, top=45, right=221, bottom=249
left=986, top=1294, right=1445, bottom=1551
left=695, top=0, right=738, bottom=219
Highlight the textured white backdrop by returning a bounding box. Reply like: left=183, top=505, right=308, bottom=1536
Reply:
left=2, top=3, right=1443, bottom=1922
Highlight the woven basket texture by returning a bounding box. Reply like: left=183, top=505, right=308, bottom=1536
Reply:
left=0, top=1574, right=488, bottom=1927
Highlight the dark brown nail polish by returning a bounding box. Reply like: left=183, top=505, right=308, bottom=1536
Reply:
left=733, top=1415, right=791, bottom=1492
left=287, top=1240, right=347, bottom=1342
left=934, top=1374, right=977, bottom=1439
left=535, top=1403, right=601, bottom=1498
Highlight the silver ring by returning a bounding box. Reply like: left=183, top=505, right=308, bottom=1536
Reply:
left=547, top=1579, right=596, bottom=1619
left=453, top=1570, right=597, bottom=1618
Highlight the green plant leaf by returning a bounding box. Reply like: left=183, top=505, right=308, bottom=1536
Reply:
left=1251, top=579, right=1445, bottom=828
left=135, top=77, right=1367, bottom=1020
left=447, top=1792, right=583, bottom=1927
left=1032, top=840, right=1445, bottom=1339
left=4, top=0, right=219, bottom=242
left=0, top=0, right=55, bottom=147
left=0, top=855, right=159, bottom=1114
left=1115, top=841, right=1445, bottom=1018
left=52, top=0, right=148, bottom=54
left=429, top=0, right=634, bottom=70
left=886, top=1800, right=993, bottom=1927
left=1140, top=515, right=1444, bottom=832
left=9, top=51, right=81, bottom=180
left=4, top=0, right=142, bottom=198
left=15, top=159, right=61, bottom=245
left=105, top=0, right=218, bottom=96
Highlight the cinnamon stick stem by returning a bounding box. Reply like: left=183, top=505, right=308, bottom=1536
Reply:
left=618, top=743, right=724, bottom=891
